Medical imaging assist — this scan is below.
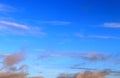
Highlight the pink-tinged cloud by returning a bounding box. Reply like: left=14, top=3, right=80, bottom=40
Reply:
left=3, top=52, right=25, bottom=68
left=57, top=70, right=109, bottom=78
left=0, top=72, right=27, bottom=78
left=75, top=70, right=109, bottom=78
left=29, top=76, right=44, bottom=78
left=0, top=50, right=29, bottom=78
left=0, top=20, right=29, bottom=30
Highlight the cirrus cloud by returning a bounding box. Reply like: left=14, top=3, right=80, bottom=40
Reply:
left=0, top=20, right=45, bottom=36
left=0, top=3, right=18, bottom=13
left=0, top=20, right=29, bottom=30
left=103, top=22, right=120, bottom=28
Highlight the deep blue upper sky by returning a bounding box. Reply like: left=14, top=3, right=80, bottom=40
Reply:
left=0, top=0, right=120, bottom=78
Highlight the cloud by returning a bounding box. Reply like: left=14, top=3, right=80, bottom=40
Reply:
left=0, top=50, right=28, bottom=78
left=39, top=51, right=119, bottom=63
left=57, top=73, right=75, bottom=78
left=75, top=70, right=109, bottom=78
left=75, top=33, right=120, bottom=39
left=71, top=63, right=86, bottom=68
left=0, top=20, right=45, bottom=36
left=88, top=35, right=120, bottom=39
left=0, top=49, right=46, bottom=78
left=0, top=72, right=27, bottom=78
left=0, top=3, right=17, bottom=12
left=57, top=70, right=109, bottom=78
left=0, top=4, right=45, bottom=36
left=3, top=52, right=25, bottom=69
left=75, top=33, right=84, bottom=38
left=71, top=67, right=97, bottom=70
left=39, top=54, right=68, bottom=59
left=71, top=68, right=120, bottom=76
left=29, top=76, right=44, bottom=78
left=0, top=54, right=9, bottom=58
left=0, top=20, right=29, bottom=30
left=103, top=23, right=120, bottom=28
left=39, top=21, right=71, bottom=25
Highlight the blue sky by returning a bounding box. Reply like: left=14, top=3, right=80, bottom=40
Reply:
left=0, top=0, right=120, bottom=78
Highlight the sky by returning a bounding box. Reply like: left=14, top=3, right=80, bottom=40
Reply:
left=0, top=0, right=120, bottom=78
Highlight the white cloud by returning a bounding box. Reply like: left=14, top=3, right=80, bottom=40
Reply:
left=75, top=33, right=120, bottom=39
left=103, top=23, right=120, bottom=28
left=39, top=21, right=71, bottom=25
left=75, top=33, right=84, bottom=38
left=0, top=20, right=45, bottom=36
left=88, top=35, right=120, bottom=39
left=0, top=4, right=17, bottom=12
left=0, top=20, right=29, bottom=30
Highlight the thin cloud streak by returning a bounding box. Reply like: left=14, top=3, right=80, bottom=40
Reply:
left=0, top=20, right=29, bottom=30
left=39, top=52, right=119, bottom=63
left=38, top=21, right=71, bottom=25
left=88, top=35, right=120, bottom=39
left=0, top=20, right=46, bottom=36
left=75, top=33, right=120, bottom=39
left=57, top=70, right=109, bottom=78
left=0, top=3, right=17, bottom=12
left=104, top=22, right=120, bottom=28
left=71, top=67, right=120, bottom=75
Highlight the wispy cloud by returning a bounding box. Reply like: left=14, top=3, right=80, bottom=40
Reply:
left=38, top=21, right=71, bottom=25
left=39, top=51, right=119, bottom=63
left=0, top=3, right=17, bottom=12
left=103, top=22, right=120, bottom=28
left=75, top=33, right=120, bottom=39
left=75, top=33, right=84, bottom=38
left=0, top=20, right=45, bottom=36
left=57, top=70, right=109, bottom=78
left=71, top=67, right=120, bottom=75
left=88, top=35, right=120, bottom=39
left=0, top=20, right=29, bottom=30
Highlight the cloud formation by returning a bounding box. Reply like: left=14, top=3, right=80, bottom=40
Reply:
left=0, top=20, right=45, bottom=36
left=104, top=22, right=120, bottom=28
left=39, top=21, right=71, bottom=25
left=57, top=70, right=109, bottom=78
left=75, top=33, right=120, bottom=39
left=75, top=70, right=109, bottom=78
left=3, top=52, right=25, bottom=68
left=29, top=76, right=44, bottom=78
left=0, top=20, right=29, bottom=30
left=0, top=72, right=27, bottom=78
left=39, top=51, right=119, bottom=63
left=88, top=35, right=120, bottom=39
left=0, top=4, right=17, bottom=12
left=0, top=50, right=28, bottom=78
